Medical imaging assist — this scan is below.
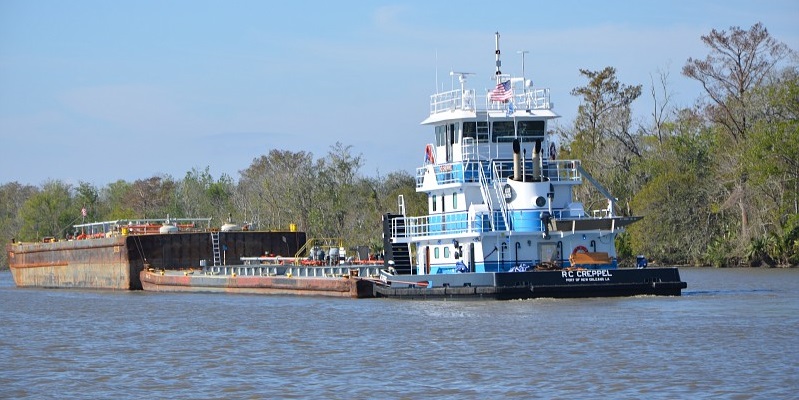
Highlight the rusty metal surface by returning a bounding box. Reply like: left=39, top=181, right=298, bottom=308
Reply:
left=140, top=270, right=374, bottom=298
left=8, top=237, right=130, bottom=289
left=7, top=231, right=306, bottom=290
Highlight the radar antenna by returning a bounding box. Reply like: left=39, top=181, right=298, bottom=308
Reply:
left=494, top=32, right=502, bottom=83
left=450, top=71, right=475, bottom=109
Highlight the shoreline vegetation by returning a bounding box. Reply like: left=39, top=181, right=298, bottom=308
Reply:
left=2, top=23, right=797, bottom=269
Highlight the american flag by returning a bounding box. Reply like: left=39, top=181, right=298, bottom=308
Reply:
left=490, top=80, right=513, bottom=102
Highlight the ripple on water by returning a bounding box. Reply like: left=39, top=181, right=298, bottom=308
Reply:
left=0, top=269, right=798, bottom=399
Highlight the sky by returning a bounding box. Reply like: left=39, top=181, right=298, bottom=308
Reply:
left=1, top=0, right=797, bottom=187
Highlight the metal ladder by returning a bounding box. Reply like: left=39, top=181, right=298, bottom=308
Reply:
left=478, top=161, right=510, bottom=231
left=491, top=162, right=510, bottom=230
left=211, top=232, right=222, bottom=266
left=477, top=162, right=496, bottom=231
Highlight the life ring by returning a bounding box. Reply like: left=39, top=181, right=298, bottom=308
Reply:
left=425, top=144, right=435, bottom=164
left=572, top=245, right=589, bottom=255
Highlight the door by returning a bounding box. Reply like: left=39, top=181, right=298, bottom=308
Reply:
left=446, top=123, right=455, bottom=162
left=425, top=245, right=431, bottom=274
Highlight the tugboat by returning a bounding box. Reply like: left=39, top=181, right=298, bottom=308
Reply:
left=376, top=32, right=686, bottom=299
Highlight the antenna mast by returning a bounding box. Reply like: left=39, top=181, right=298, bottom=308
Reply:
left=494, top=32, right=502, bottom=83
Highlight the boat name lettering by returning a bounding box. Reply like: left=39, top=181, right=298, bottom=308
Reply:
left=437, top=164, right=452, bottom=172
left=561, top=269, right=613, bottom=283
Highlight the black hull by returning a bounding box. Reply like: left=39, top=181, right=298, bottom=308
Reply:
left=373, top=268, right=686, bottom=300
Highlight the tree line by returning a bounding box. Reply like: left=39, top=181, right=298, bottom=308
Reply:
left=560, top=23, right=797, bottom=267
left=2, top=23, right=796, bottom=268
left=0, top=142, right=427, bottom=268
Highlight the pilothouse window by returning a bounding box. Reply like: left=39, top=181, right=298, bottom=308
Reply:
left=463, top=122, right=489, bottom=142
left=490, top=120, right=545, bottom=142
left=435, top=125, right=446, bottom=146
left=491, top=121, right=515, bottom=142
left=517, top=121, right=545, bottom=142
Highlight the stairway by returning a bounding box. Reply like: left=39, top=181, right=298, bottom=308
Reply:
left=382, top=213, right=413, bottom=274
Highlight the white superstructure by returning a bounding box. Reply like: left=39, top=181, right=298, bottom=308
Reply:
left=384, top=32, right=639, bottom=275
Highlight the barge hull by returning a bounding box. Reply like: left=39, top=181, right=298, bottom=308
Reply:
left=140, top=270, right=375, bottom=298
left=9, top=237, right=130, bottom=289
left=373, top=268, right=686, bottom=300
left=7, top=231, right=305, bottom=290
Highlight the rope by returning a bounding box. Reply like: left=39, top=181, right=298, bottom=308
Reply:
left=133, top=235, right=148, bottom=264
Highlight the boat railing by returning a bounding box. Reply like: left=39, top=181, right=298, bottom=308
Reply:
left=430, top=88, right=477, bottom=114
left=208, top=263, right=383, bottom=278
left=391, top=212, right=476, bottom=238
left=390, top=204, right=622, bottom=240
left=416, top=159, right=582, bottom=188
left=492, top=159, right=583, bottom=183
left=391, top=207, right=593, bottom=239
left=461, top=138, right=491, bottom=162
left=71, top=217, right=213, bottom=236
left=415, top=161, right=484, bottom=188
left=485, top=88, right=551, bottom=111
left=428, top=85, right=550, bottom=116
left=591, top=207, right=614, bottom=218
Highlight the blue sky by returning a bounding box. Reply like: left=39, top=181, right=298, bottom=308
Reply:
left=1, top=0, right=797, bottom=186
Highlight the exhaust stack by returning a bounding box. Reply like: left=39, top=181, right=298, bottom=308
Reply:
left=532, top=139, right=541, bottom=181
left=512, top=139, right=521, bottom=181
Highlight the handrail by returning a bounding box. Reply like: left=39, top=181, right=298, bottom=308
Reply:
left=477, top=161, right=496, bottom=232
left=492, top=162, right=510, bottom=231
left=389, top=206, right=628, bottom=241
left=429, top=89, right=477, bottom=114
left=428, top=85, right=551, bottom=116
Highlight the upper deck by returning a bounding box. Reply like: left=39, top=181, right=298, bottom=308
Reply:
left=422, top=75, right=558, bottom=125
left=415, top=159, right=582, bottom=190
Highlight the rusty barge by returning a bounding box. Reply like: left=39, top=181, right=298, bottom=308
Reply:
left=7, top=218, right=305, bottom=290
left=139, top=264, right=380, bottom=298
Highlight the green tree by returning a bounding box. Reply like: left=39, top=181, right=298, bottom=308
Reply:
left=178, top=167, right=235, bottom=224
left=742, top=67, right=799, bottom=265
left=236, top=149, right=315, bottom=231
left=128, top=176, right=179, bottom=219
left=683, top=22, right=790, bottom=143
left=0, top=182, right=38, bottom=267
left=373, top=171, right=427, bottom=253
left=683, top=22, right=792, bottom=247
left=629, top=113, right=718, bottom=265
left=101, top=180, right=135, bottom=220
left=18, top=180, right=75, bottom=240
left=75, top=181, right=100, bottom=222
left=310, top=142, right=365, bottom=241
left=565, top=66, right=643, bottom=215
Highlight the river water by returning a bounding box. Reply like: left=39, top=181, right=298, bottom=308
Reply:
left=0, top=268, right=797, bottom=399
